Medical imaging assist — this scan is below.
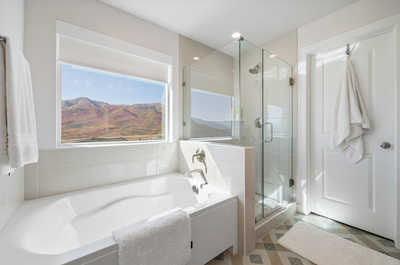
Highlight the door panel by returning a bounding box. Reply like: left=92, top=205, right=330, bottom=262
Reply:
left=310, top=30, right=396, bottom=239
left=263, top=55, right=292, bottom=211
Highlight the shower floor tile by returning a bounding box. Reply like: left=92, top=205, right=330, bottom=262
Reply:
left=206, top=213, right=400, bottom=265
left=254, top=194, right=283, bottom=222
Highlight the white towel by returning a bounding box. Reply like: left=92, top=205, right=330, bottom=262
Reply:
left=332, top=57, right=370, bottom=163
left=112, top=208, right=191, bottom=265
left=1, top=40, right=38, bottom=169
left=0, top=41, right=7, bottom=169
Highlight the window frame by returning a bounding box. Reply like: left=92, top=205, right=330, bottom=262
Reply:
left=56, top=61, right=170, bottom=148
left=189, top=88, right=234, bottom=141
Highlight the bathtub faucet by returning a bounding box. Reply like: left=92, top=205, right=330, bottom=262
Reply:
left=185, top=169, right=208, bottom=193
left=192, top=149, right=207, bottom=173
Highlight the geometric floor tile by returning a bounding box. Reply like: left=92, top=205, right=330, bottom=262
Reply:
left=206, top=213, right=400, bottom=265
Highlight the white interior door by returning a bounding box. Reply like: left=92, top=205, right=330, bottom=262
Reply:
left=310, top=29, right=396, bottom=239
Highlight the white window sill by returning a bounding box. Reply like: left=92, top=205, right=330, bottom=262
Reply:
left=188, top=137, right=233, bottom=142
left=56, top=139, right=170, bottom=149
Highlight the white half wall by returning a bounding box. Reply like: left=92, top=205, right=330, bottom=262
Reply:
left=179, top=140, right=256, bottom=255
left=0, top=0, right=25, bottom=230
left=24, top=0, right=181, bottom=199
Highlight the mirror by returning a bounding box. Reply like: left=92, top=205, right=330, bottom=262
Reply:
left=183, top=43, right=237, bottom=141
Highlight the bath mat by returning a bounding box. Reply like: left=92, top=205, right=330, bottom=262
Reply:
left=278, top=222, right=400, bottom=265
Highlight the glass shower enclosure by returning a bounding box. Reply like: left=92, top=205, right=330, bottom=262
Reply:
left=183, top=37, right=294, bottom=223
left=237, top=39, right=294, bottom=222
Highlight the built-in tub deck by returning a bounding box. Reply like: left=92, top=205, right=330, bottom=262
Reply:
left=0, top=173, right=237, bottom=265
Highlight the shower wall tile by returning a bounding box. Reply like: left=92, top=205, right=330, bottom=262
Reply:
left=25, top=143, right=179, bottom=199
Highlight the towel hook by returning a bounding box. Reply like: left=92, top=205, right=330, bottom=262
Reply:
left=7, top=168, right=16, bottom=177
left=346, top=44, right=351, bottom=56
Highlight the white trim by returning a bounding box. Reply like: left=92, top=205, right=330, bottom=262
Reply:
left=297, top=13, right=400, bottom=246
left=189, top=137, right=233, bottom=142
left=57, top=139, right=168, bottom=149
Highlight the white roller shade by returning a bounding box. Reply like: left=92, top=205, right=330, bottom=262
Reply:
left=56, top=21, right=171, bottom=83
left=58, top=35, right=169, bottom=83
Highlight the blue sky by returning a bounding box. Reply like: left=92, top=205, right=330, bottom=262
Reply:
left=191, top=89, right=232, bottom=122
left=62, top=63, right=232, bottom=122
left=62, top=64, right=164, bottom=105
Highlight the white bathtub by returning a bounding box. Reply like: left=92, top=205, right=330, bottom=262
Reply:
left=0, top=173, right=237, bottom=265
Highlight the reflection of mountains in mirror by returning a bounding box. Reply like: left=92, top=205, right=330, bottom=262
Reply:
left=191, top=118, right=232, bottom=138
left=62, top=97, right=163, bottom=143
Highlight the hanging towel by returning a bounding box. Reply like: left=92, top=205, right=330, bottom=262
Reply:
left=2, top=40, right=38, bottom=169
left=332, top=57, right=370, bottom=163
left=112, top=208, right=191, bottom=265
left=0, top=41, right=7, bottom=170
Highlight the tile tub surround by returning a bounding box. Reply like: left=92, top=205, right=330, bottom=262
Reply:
left=207, top=213, right=400, bottom=265
left=25, top=142, right=179, bottom=199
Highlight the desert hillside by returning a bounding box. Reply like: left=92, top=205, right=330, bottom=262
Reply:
left=62, top=97, right=163, bottom=143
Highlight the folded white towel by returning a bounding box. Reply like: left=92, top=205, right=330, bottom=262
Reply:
left=2, top=40, right=38, bottom=169
left=332, top=57, right=370, bottom=163
left=112, top=208, right=191, bottom=265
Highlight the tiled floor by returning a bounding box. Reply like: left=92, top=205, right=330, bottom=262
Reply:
left=207, top=213, right=400, bottom=265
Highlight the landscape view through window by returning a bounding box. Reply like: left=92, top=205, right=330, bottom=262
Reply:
left=61, top=64, right=165, bottom=143
left=191, top=89, right=233, bottom=138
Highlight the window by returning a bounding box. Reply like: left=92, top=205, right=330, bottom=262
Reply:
left=56, top=21, right=172, bottom=146
left=60, top=64, right=166, bottom=144
left=190, top=89, right=233, bottom=139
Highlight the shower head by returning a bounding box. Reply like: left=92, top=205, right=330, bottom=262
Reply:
left=249, top=64, right=261, bottom=74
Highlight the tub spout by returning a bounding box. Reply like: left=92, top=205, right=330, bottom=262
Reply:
left=185, top=169, right=208, bottom=189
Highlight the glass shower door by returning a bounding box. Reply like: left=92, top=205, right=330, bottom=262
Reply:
left=262, top=52, right=293, bottom=217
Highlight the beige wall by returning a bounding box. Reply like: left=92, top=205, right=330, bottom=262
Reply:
left=24, top=0, right=181, bottom=199
left=178, top=36, right=234, bottom=139
left=23, top=0, right=239, bottom=199
left=262, top=0, right=400, bottom=64
left=0, top=0, right=25, bottom=230
left=262, top=30, right=298, bottom=66
left=179, top=35, right=215, bottom=70
left=25, top=0, right=180, bottom=149
left=298, top=0, right=400, bottom=48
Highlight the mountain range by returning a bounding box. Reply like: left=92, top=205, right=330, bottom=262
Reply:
left=62, top=97, right=162, bottom=143
left=191, top=118, right=232, bottom=138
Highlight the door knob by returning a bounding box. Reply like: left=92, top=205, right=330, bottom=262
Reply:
left=380, top=142, right=392, bottom=149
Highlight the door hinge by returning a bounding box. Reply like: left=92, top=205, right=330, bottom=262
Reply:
left=289, top=77, right=295, bottom=86
left=289, top=178, right=295, bottom=187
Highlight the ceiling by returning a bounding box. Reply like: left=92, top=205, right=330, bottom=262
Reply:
left=100, top=0, right=358, bottom=49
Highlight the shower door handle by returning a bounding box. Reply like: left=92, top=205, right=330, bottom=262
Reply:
left=264, top=122, right=273, bottom=143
